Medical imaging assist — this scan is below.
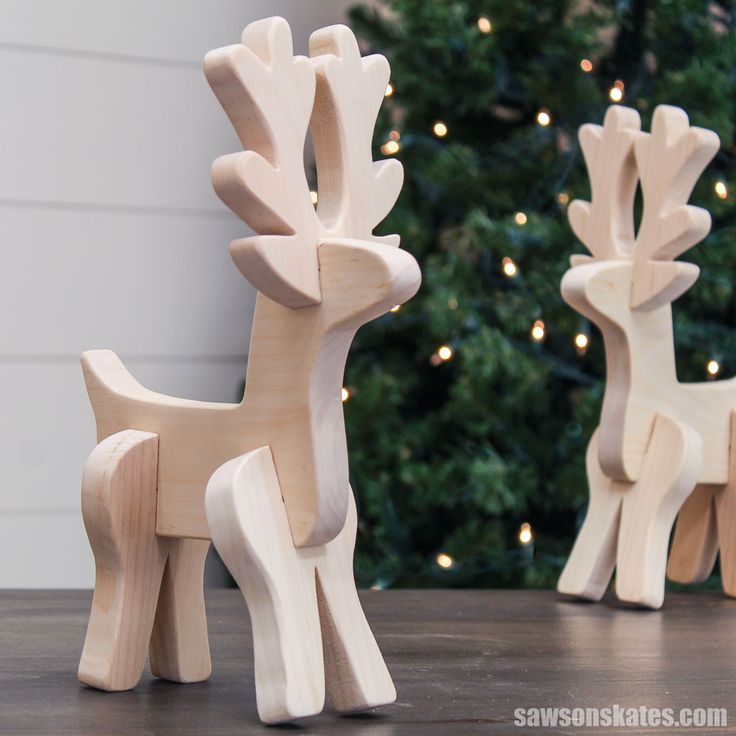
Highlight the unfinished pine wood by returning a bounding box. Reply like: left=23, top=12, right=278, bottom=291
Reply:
left=564, top=106, right=723, bottom=484
left=667, top=484, right=719, bottom=584
left=558, top=415, right=702, bottom=608
left=205, top=446, right=395, bottom=724
left=668, top=412, right=736, bottom=596
left=78, top=17, right=413, bottom=724
left=78, top=430, right=212, bottom=691
left=84, top=19, right=419, bottom=549
left=560, top=104, right=733, bottom=608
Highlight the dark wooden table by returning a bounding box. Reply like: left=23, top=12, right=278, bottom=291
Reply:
left=2, top=589, right=736, bottom=735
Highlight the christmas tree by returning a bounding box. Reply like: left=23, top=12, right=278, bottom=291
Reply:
left=342, top=0, right=736, bottom=588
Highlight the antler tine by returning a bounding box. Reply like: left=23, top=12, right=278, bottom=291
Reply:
left=630, top=105, right=719, bottom=310
left=309, top=25, right=404, bottom=247
left=205, top=17, right=323, bottom=308
left=568, top=105, right=641, bottom=264
left=634, top=105, right=719, bottom=263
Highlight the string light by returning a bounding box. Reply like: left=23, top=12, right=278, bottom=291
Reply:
left=437, top=345, right=454, bottom=361
left=389, top=304, right=401, bottom=313
left=341, top=387, right=350, bottom=402
left=580, top=58, right=593, bottom=72
left=531, top=320, right=545, bottom=342
left=557, top=192, right=570, bottom=205
left=477, top=15, right=492, bottom=33
left=536, top=109, right=552, bottom=127
left=385, top=83, right=394, bottom=97
left=436, top=552, right=454, bottom=569
left=609, top=80, right=624, bottom=102
left=381, top=140, right=400, bottom=155
left=448, top=297, right=458, bottom=310
left=715, top=181, right=728, bottom=199
left=514, top=211, right=528, bottom=226
left=310, top=191, right=318, bottom=205
left=519, top=522, right=533, bottom=545
left=707, top=359, right=721, bottom=377
left=433, top=121, right=448, bottom=138
left=389, top=129, right=401, bottom=141
left=574, top=333, right=589, bottom=354
left=502, top=256, right=519, bottom=277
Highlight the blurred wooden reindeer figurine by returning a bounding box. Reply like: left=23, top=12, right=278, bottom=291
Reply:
left=77, top=17, right=420, bottom=723
left=557, top=104, right=736, bottom=609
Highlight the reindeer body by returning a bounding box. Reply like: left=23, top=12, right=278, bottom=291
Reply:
left=77, top=18, right=420, bottom=724
left=557, top=104, right=734, bottom=609
left=563, top=260, right=736, bottom=485
left=82, top=240, right=418, bottom=543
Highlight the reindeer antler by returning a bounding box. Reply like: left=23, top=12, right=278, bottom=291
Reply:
left=205, top=17, right=323, bottom=307
left=630, top=105, right=720, bottom=309
left=205, top=18, right=403, bottom=308
left=568, top=105, right=641, bottom=264
left=309, top=25, right=403, bottom=246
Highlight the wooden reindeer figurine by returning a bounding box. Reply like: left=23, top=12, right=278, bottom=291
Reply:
left=556, top=104, right=735, bottom=609
left=77, top=17, right=421, bottom=724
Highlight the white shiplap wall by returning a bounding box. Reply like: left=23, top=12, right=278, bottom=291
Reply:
left=0, top=0, right=357, bottom=587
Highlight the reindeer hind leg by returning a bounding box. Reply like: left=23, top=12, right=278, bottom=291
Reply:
left=78, top=430, right=166, bottom=692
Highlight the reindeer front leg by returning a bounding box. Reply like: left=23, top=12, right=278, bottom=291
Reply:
left=78, top=431, right=167, bottom=691
left=615, top=415, right=702, bottom=608
left=313, top=496, right=396, bottom=713
left=559, top=416, right=702, bottom=609
left=558, top=428, right=624, bottom=601
left=206, top=447, right=326, bottom=724
left=205, top=447, right=395, bottom=724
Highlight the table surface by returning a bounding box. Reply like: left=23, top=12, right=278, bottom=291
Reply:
left=2, top=589, right=736, bottom=735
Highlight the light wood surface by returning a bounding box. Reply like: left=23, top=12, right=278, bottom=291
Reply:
left=558, top=416, right=702, bottom=608
left=206, top=447, right=395, bottom=723
left=78, top=17, right=414, bottom=723
left=78, top=430, right=211, bottom=691
left=560, top=104, right=732, bottom=608
left=83, top=19, right=419, bottom=548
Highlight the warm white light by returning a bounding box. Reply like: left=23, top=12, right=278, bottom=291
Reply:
left=436, top=552, right=454, bottom=569
left=707, top=359, right=721, bottom=376
left=557, top=192, right=570, bottom=205
left=580, top=58, right=593, bottom=72
left=715, top=181, right=728, bottom=199
left=385, top=83, right=394, bottom=97
left=536, top=110, right=551, bottom=127
left=502, top=256, right=518, bottom=277
left=448, top=297, right=458, bottom=310
left=574, top=333, right=589, bottom=350
left=389, top=304, right=401, bottom=313
left=438, top=345, right=454, bottom=361
left=433, top=121, right=448, bottom=138
left=381, top=140, right=400, bottom=155
left=514, top=211, right=528, bottom=226
left=519, top=523, right=533, bottom=545
left=609, top=80, right=624, bottom=102
left=310, top=190, right=318, bottom=205
left=531, top=320, right=545, bottom=342
left=477, top=15, right=492, bottom=33
left=341, top=387, right=350, bottom=402
left=389, top=129, right=401, bottom=141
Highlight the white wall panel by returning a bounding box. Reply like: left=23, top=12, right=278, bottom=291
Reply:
left=0, top=207, right=254, bottom=356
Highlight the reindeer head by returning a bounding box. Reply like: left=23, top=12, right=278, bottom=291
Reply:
left=204, top=17, right=420, bottom=322
left=562, top=105, right=719, bottom=325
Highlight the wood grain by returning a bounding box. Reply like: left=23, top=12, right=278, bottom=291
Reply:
left=205, top=446, right=395, bottom=724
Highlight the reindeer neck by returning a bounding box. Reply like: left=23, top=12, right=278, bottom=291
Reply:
left=600, top=302, right=678, bottom=405
left=242, top=292, right=353, bottom=418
